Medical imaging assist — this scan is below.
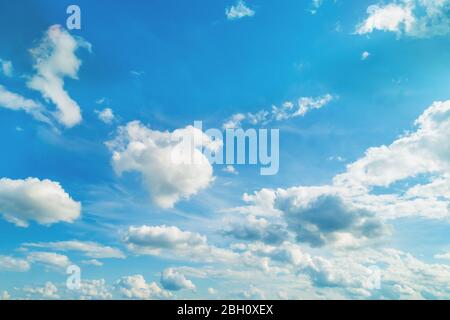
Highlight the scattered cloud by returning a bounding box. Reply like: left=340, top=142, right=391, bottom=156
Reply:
left=226, top=0, right=255, bottom=20
left=0, top=177, right=81, bottom=227
left=27, top=25, right=91, bottom=128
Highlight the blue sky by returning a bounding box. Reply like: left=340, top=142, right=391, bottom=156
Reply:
left=0, top=0, right=449, bottom=299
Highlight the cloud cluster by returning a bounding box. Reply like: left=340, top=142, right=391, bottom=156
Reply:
left=107, top=121, right=219, bottom=208
left=0, top=177, right=81, bottom=227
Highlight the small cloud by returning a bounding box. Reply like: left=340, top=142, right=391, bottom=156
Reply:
left=226, top=0, right=255, bottom=20
left=81, top=259, right=104, bottom=266
left=95, top=108, right=115, bottom=124
left=0, top=59, right=13, bottom=77
left=328, top=156, right=346, bottom=162
left=361, top=51, right=370, bottom=60
left=130, top=70, right=145, bottom=76
left=310, top=0, right=324, bottom=15
left=223, top=165, right=239, bottom=175
left=95, top=97, right=106, bottom=105
left=208, top=288, right=217, bottom=295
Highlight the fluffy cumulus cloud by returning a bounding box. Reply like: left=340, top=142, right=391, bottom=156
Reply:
left=123, top=225, right=238, bottom=263
left=0, top=255, right=31, bottom=272
left=115, top=274, right=171, bottom=300
left=160, top=268, right=196, bottom=291
left=27, top=25, right=90, bottom=127
left=223, top=94, right=333, bottom=129
left=0, top=85, right=50, bottom=123
left=0, top=178, right=81, bottom=227
left=356, top=0, right=450, bottom=37
left=95, top=108, right=115, bottom=124
left=225, top=0, right=255, bottom=20
left=23, top=240, right=125, bottom=259
left=107, top=121, right=220, bottom=208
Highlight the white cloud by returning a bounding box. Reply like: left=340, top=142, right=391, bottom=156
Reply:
left=96, top=108, right=115, bottom=124
left=0, top=177, right=81, bottom=227
left=0, top=85, right=50, bottom=123
left=361, top=51, right=371, bottom=60
left=23, top=240, right=125, bottom=259
left=223, top=165, right=238, bottom=175
left=0, top=59, right=13, bottom=77
left=356, top=0, right=450, bottom=37
left=223, top=94, right=333, bottom=129
left=27, top=25, right=90, bottom=128
left=107, top=121, right=219, bottom=208
left=27, top=252, right=71, bottom=271
left=160, top=268, right=196, bottom=291
left=115, top=274, right=171, bottom=300
left=226, top=0, right=255, bottom=20
left=0, top=255, right=30, bottom=272
left=124, top=225, right=238, bottom=263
